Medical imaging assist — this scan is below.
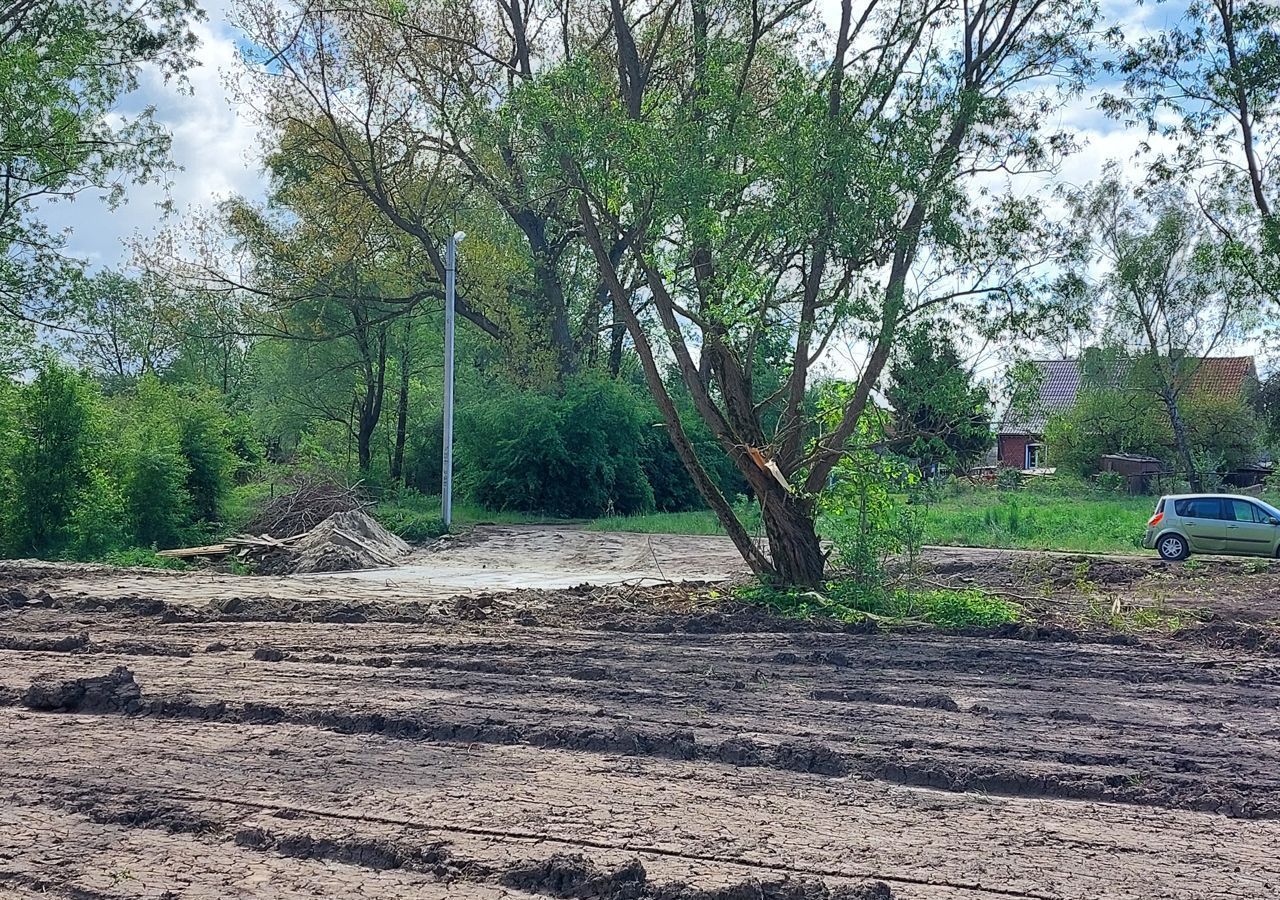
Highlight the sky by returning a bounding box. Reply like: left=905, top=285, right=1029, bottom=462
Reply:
left=42, top=0, right=1267, bottom=376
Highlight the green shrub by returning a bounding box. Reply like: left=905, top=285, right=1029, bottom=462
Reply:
left=4, top=361, right=97, bottom=555
left=456, top=375, right=654, bottom=517
left=374, top=490, right=449, bottom=542
left=738, top=579, right=1020, bottom=628
left=67, top=468, right=131, bottom=557
left=995, top=466, right=1023, bottom=490
left=881, top=588, right=1021, bottom=628
left=223, top=480, right=276, bottom=532
left=173, top=389, right=237, bottom=523
left=124, top=419, right=191, bottom=548
left=1094, top=470, right=1126, bottom=494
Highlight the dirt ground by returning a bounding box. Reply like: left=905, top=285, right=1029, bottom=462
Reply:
left=1, top=527, right=1278, bottom=899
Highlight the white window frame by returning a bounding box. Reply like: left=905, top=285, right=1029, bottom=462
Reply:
left=1025, top=442, right=1046, bottom=470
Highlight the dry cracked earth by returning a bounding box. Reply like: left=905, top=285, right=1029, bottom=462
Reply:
left=0, top=529, right=1278, bottom=900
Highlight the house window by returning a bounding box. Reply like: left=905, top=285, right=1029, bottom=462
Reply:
left=1025, top=443, right=1046, bottom=470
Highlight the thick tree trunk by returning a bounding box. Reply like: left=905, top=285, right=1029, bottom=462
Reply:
left=391, top=318, right=412, bottom=483
left=1163, top=390, right=1201, bottom=490
left=355, top=327, right=388, bottom=474
left=607, top=319, right=625, bottom=377
left=760, top=494, right=825, bottom=588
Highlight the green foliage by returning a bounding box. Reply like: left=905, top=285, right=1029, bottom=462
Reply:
left=0, top=367, right=243, bottom=558
left=3, top=361, right=96, bottom=555
left=173, top=389, right=237, bottom=523
left=223, top=480, right=276, bottom=532
left=996, top=466, right=1024, bottom=490
left=1047, top=382, right=1261, bottom=477
left=99, top=548, right=190, bottom=571
left=886, top=325, right=992, bottom=471
left=373, top=490, right=449, bottom=542
left=738, top=579, right=1020, bottom=629
left=1, top=0, right=201, bottom=317
left=67, top=469, right=131, bottom=558
left=456, top=376, right=655, bottom=517
left=123, top=413, right=191, bottom=548
left=1095, top=471, right=1126, bottom=494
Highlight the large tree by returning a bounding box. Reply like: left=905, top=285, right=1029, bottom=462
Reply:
left=230, top=0, right=619, bottom=378
left=1110, top=0, right=1279, bottom=300
left=886, top=326, right=992, bottom=473
left=1, top=0, right=202, bottom=321
left=215, top=135, right=439, bottom=473
left=515, top=0, right=1099, bottom=585
left=1060, top=175, right=1258, bottom=488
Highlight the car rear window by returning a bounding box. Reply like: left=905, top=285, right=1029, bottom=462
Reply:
left=1174, top=497, right=1223, bottom=519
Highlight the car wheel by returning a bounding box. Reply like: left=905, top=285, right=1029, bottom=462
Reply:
left=1157, top=534, right=1189, bottom=561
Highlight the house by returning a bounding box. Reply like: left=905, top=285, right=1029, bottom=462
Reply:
left=996, top=356, right=1259, bottom=471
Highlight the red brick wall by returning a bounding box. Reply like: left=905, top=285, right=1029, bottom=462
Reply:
left=998, top=434, right=1029, bottom=469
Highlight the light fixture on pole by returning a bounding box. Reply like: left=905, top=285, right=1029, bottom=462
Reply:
left=442, top=230, right=465, bottom=529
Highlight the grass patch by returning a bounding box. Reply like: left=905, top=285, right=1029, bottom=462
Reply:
left=1083, top=597, right=1197, bottom=633
left=372, top=491, right=572, bottom=542
left=738, top=579, right=1021, bottom=629
left=374, top=493, right=449, bottom=542
left=97, top=548, right=190, bottom=570
left=918, top=493, right=1153, bottom=554
left=585, top=510, right=726, bottom=535
left=580, top=492, right=1155, bottom=555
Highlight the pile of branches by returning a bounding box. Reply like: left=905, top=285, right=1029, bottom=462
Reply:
left=243, top=477, right=367, bottom=538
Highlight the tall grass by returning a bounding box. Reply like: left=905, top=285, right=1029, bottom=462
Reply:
left=921, top=494, right=1153, bottom=553
left=584, top=510, right=725, bottom=534
left=585, top=491, right=1158, bottom=554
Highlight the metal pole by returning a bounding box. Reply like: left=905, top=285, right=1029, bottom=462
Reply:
left=442, top=232, right=462, bottom=528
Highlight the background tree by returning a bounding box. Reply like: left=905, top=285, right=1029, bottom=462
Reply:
left=1, top=0, right=201, bottom=321
left=886, top=326, right=992, bottom=473
left=57, top=270, right=180, bottom=385
left=2, top=360, right=95, bottom=554
left=1109, top=0, right=1279, bottom=301
left=1061, top=175, right=1258, bottom=488
left=1256, top=368, right=1280, bottom=451
left=229, top=0, right=611, bottom=378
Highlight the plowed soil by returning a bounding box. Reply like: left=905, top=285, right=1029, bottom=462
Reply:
left=1, top=528, right=1278, bottom=899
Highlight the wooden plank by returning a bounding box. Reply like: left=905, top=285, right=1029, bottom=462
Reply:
left=155, top=544, right=234, bottom=559
left=330, top=528, right=398, bottom=567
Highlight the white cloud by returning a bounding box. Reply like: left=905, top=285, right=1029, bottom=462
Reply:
left=42, top=15, right=267, bottom=271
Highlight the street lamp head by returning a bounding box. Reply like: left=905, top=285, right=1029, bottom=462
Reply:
left=453, top=230, right=466, bottom=243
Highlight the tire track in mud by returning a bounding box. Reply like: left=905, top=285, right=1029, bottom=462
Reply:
left=11, top=781, right=1082, bottom=900
left=4, top=668, right=1271, bottom=819
left=4, top=620, right=1279, bottom=819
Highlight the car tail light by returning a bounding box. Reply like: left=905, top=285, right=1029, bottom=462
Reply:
left=1148, top=512, right=1164, bottom=526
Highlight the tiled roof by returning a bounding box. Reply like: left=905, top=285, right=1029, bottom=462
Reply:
left=999, top=359, right=1080, bottom=435
left=997, top=356, right=1256, bottom=436
left=1188, top=357, right=1257, bottom=397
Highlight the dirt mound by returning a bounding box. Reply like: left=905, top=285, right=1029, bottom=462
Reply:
left=243, top=510, right=410, bottom=575
left=21, top=665, right=142, bottom=713
left=291, top=510, right=410, bottom=573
